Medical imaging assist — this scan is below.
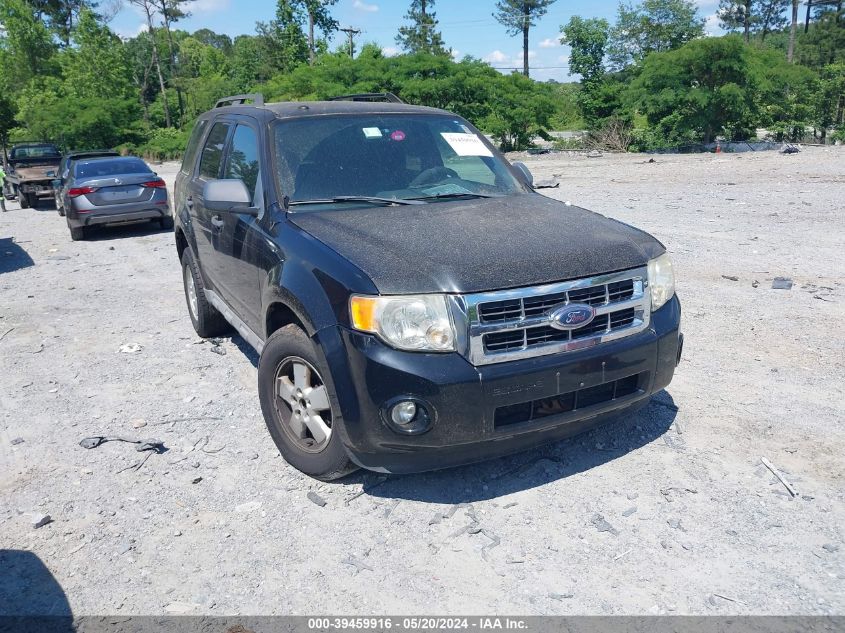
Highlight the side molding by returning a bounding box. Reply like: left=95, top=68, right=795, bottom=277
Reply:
left=204, top=289, right=265, bottom=354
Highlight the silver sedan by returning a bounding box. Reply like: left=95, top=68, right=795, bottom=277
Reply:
left=62, top=156, right=173, bottom=241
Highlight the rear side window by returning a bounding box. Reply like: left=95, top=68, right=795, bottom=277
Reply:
left=181, top=119, right=208, bottom=175
left=223, top=125, right=260, bottom=201
left=198, top=122, right=231, bottom=179
left=74, top=158, right=150, bottom=178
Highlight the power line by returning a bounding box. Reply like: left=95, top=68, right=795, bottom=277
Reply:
left=339, top=26, right=361, bottom=58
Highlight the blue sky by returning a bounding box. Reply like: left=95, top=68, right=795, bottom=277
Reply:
left=111, top=0, right=724, bottom=81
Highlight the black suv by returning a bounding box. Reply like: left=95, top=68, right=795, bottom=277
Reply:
left=175, top=93, right=683, bottom=480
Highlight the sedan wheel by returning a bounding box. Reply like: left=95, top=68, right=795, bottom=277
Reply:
left=274, top=357, right=333, bottom=453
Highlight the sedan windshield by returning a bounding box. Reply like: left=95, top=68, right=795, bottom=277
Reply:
left=274, top=114, right=527, bottom=209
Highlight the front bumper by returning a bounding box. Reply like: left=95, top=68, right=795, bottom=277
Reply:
left=320, top=296, right=682, bottom=474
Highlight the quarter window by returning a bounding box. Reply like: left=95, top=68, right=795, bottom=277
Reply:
left=181, top=119, right=208, bottom=175
left=198, top=122, right=231, bottom=179
left=224, top=125, right=260, bottom=201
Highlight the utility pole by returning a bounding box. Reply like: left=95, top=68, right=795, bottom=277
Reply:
left=340, top=27, right=361, bottom=58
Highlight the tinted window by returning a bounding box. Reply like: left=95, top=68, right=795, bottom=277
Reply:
left=224, top=125, right=260, bottom=201
left=11, top=145, right=61, bottom=160
left=273, top=114, right=525, bottom=205
left=181, top=119, right=208, bottom=175
left=198, top=122, right=230, bottom=179
left=74, top=158, right=151, bottom=178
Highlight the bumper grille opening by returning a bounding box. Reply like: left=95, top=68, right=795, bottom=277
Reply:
left=494, top=372, right=644, bottom=428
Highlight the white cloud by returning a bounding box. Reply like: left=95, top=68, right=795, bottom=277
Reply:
left=539, top=37, right=560, bottom=48
left=116, top=22, right=148, bottom=39
left=704, top=13, right=721, bottom=35
left=187, top=0, right=231, bottom=11
left=484, top=50, right=509, bottom=63
left=353, top=0, right=379, bottom=12
left=382, top=46, right=400, bottom=57
left=451, top=49, right=461, bottom=60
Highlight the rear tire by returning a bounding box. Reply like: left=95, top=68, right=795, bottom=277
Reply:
left=258, top=324, right=357, bottom=481
left=69, top=225, right=85, bottom=241
left=159, top=215, right=174, bottom=230
left=181, top=248, right=229, bottom=338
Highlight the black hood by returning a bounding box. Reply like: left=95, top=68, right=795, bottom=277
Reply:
left=289, top=193, right=665, bottom=294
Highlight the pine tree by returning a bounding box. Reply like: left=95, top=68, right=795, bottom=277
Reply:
left=396, top=0, right=450, bottom=56
left=493, top=0, right=557, bottom=77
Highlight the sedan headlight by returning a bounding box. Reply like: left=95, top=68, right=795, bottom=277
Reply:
left=349, top=294, right=456, bottom=352
left=648, top=253, right=675, bottom=311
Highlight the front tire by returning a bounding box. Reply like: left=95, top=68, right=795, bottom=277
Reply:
left=19, top=191, right=30, bottom=209
left=181, top=248, right=229, bottom=338
left=258, top=325, right=356, bottom=480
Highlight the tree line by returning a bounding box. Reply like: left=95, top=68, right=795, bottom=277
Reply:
left=0, top=0, right=842, bottom=157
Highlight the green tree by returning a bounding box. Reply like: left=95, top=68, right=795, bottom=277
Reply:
left=718, top=0, right=754, bottom=42
left=0, top=0, right=57, bottom=93
left=608, top=0, right=705, bottom=69
left=493, top=0, right=557, bottom=77
left=30, top=0, right=98, bottom=47
left=560, top=16, right=612, bottom=125
left=396, top=0, right=449, bottom=56
left=627, top=35, right=761, bottom=143
left=481, top=72, right=556, bottom=149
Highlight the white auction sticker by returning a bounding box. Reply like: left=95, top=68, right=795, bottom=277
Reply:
left=362, top=127, right=382, bottom=138
left=440, top=132, right=493, bottom=157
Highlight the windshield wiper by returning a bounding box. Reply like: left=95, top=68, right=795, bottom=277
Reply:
left=288, top=195, right=425, bottom=207
left=407, top=192, right=501, bottom=201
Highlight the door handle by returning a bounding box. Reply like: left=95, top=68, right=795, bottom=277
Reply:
left=211, top=215, right=224, bottom=229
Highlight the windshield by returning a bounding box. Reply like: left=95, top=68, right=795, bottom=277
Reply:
left=273, top=114, right=527, bottom=209
left=75, top=158, right=151, bottom=179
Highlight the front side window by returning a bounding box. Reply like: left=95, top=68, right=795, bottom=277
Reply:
left=224, top=124, right=260, bottom=201
left=198, top=122, right=231, bottom=179
left=273, top=114, right=527, bottom=209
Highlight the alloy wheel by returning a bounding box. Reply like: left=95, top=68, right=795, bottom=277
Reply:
left=274, top=357, right=333, bottom=453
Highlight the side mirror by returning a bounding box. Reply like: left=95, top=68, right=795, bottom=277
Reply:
left=203, top=179, right=258, bottom=216
left=51, top=179, right=62, bottom=188
left=512, top=162, right=534, bottom=187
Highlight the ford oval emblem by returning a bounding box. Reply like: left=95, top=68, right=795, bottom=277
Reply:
left=549, top=304, right=595, bottom=330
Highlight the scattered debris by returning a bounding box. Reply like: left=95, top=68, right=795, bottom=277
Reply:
left=586, top=150, right=603, bottom=158
left=307, top=491, right=327, bottom=507
left=28, top=513, right=52, bottom=529
left=191, top=477, right=202, bottom=484
left=118, top=343, right=143, bottom=353
left=11, top=437, right=24, bottom=446
left=752, top=280, right=759, bottom=288
left=130, top=419, right=147, bottom=429
left=721, top=275, right=739, bottom=281
left=502, top=501, right=518, bottom=509
left=761, top=456, right=798, bottom=497
left=771, top=277, right=793, bottom=290
left=0, top=327, right=15, bottom=342
left=822, top=543, right=839, bottom=553
left=345, top=475, right=388, bottom=504
left=79, top=436, right=166, bottom=453
left=613, top=549, right=632, bottom=561
left=622, top=506, right=637, bottom=517
left=780, top=144, right=800, bottom=154
left=341, top=555, right=373, bottom=574
left=534, top=178, right=560, bottom=189
left=549, top=593, right=574, bottom=601
left=209, top=344, right=227, bottom=356
left=590, top=513, right=619, bottom=536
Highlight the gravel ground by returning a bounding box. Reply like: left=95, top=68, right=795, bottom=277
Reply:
left=1, top=147, right=843, bottom=616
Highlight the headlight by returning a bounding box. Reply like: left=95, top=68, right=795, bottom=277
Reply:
left=648, top=253, right=675, bottom=311
left=349, top=294, right=456, bottom=352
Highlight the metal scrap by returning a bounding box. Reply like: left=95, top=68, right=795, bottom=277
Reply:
left=761, top=456, right=798, bottom=497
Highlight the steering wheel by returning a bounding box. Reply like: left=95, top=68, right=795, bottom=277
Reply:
left=409, top=166, right=460, bottom=188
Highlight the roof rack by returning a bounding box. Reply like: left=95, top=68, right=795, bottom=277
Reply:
left=328, top=93, right=404, bottom=104
left=214, top=94, right=265, bottom=109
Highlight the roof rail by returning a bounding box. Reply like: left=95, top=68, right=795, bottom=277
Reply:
left=328, top=93, right=404, bottom=104
left=214, top=93, right=265, bottom=109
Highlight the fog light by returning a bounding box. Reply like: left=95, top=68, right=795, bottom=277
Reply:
left=391, top=401, right=417, bottom=425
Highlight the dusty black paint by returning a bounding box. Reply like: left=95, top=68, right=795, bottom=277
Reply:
left=289, top=193, right=666, bottom=294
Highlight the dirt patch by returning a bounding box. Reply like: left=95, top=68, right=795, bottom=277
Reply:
left=1, top=148, right=843, bottom=615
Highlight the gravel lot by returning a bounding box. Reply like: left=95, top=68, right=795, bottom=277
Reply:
left=1, top=147, right=843, bottom=616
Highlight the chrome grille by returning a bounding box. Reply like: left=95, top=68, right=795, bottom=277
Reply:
left=458, top=268, right=650, bottom=365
